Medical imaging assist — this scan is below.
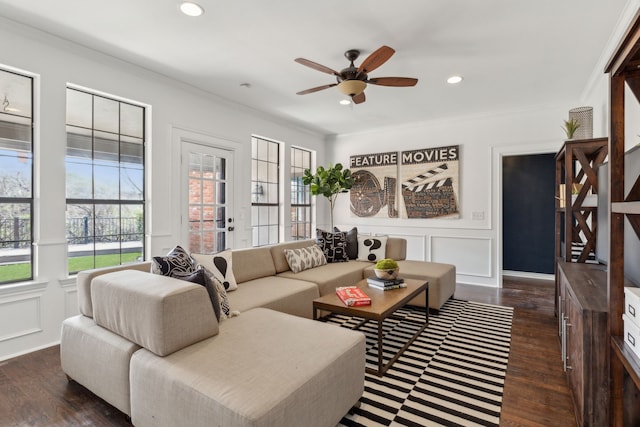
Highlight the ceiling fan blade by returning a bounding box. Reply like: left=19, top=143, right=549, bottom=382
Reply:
left=294, top=58, right=340, bottom=76
left=368, top=77, right=418, bottom=87
left=296, top=83, right=337, bottom=95
left=352, top=92, right=366, bottom=104
left=357, top=46, right=395, bottom=74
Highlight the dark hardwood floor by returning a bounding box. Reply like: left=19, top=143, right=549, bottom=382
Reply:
left=0, top=276, right=576, bottom=426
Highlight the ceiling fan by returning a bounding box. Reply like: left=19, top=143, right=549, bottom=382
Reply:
left=294, top=46, right=418, bottom=104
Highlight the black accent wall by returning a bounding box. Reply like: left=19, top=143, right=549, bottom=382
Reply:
left=502, top=153, right=555, bottom=274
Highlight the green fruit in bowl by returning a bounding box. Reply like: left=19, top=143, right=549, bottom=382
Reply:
left=375, top=258, right=398, bottom=269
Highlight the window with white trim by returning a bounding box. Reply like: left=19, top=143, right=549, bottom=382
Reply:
left=251, top=136, right=280, bottom=246
left=65, top=87, right=146, bottom=273
left=0, top=68, right=34, bottom=284
left=290, top=147, right=312, bottom=240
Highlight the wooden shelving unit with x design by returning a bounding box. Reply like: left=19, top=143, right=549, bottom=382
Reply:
left=554, top=138, right=608, bottom=263
left=606, top=9, right=640, bottom=425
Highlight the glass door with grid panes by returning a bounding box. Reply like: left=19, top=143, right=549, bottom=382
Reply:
left=181, top=142, right=234, bottom=253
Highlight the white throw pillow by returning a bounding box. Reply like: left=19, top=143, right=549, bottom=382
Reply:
left=192, top=249, right=238, bottom=292
left=284, top=245, right=327, bottom=273
left=356, top=235, right=387, bottom=262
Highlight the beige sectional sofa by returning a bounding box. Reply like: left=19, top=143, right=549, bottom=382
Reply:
left=60, top=237, right=455, bottom=427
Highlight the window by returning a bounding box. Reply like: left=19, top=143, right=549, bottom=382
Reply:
left=251, top=136, right=279, bottom=246
left=0, top=68, right=34, bottom=284
left=65, top=87, right=145, bottom=273
left=290, top=147, right=312, bottom=240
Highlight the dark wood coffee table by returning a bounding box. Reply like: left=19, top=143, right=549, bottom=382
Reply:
left=313, top=278, right=428, bottom=376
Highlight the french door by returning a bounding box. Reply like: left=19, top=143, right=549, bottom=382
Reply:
left=181, top=141, right=234, bottom=253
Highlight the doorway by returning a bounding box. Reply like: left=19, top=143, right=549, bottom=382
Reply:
left=502, top=153, right=555, bottom=274
left=181, top=141, right=235, bottom=253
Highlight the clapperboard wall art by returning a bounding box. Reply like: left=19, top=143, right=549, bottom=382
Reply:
left=400, top=145, right=460, bottom=219
left=349, top=151, right=399, bottom=218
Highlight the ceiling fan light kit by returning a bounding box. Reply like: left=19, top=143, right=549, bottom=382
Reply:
left=337, top=80, right=366, bottom=96
left=295, top=45, right=418, bottom=105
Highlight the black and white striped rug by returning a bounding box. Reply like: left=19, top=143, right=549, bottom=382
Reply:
left=321, top=299, right=514, bottom=427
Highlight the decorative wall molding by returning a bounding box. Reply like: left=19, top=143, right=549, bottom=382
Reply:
left=429, top=235, right=492, bottom=277
left=0, top=294, right=42, bottom=342
left=60, top=278, right=79, bottom=319
left=0, top=280, right=47, bottom=298
left=33, top=239, right=67, bottom=247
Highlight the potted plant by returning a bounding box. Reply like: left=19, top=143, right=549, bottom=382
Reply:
left=302, top=163, right=354, bottom=230
left=562, top=118, right=580, bottom=140
left=374, top=258, right=399, bottom=280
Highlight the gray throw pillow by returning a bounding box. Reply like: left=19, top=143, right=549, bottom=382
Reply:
left=334, top=226, right=358, bottom=260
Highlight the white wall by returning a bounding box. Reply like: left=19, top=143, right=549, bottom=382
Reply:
left=0, top=17, right=326, bottom=361
left=329, top=105, right=583, bottom=287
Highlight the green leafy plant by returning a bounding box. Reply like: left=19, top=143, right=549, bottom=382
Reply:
left=302, top=163, right=354, bottom=229
left=562, top=118, right=581, bottom=139
left=375, top=258, right=398, bottom=269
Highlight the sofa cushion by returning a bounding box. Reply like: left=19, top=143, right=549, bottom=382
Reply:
left=229, top=247, right=276, bottom=283
left=363, top=260, right=456, bottom=310
left=130, top=308, right=365, bottom=427
left=334, top=226, right=358, bottom=259
left=277, top=260, right=370, bottom=296
left=183, top=268, right=221, bottom=321
left=91, top=270, right=219, bottom=356
left=270, top=239, right=316, bottom=273
left=284, top=244, right=327, bottom=273
left=385, top=237, right=407, bottom=261
left=228, top=276, right=319, bottom=318
left=191, top=249, right=238, bottom=291
left=317, top=229, right=348, bottom=263
left=61, top=315, right=141, bottom=416
left=76, top=261, right=153, bottom=318
left=151, top=245, right=198, bottom=280
left=356, top=235, right=387, bottom=262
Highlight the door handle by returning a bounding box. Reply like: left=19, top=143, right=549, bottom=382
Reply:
left=228, top=226, right=234, bottom=231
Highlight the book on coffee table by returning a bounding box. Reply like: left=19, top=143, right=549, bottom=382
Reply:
left=366, top=277, right=405, bottom=288
left=367, top=281, right=407, bottom=291
left=335, top=286, right=371, bottom=306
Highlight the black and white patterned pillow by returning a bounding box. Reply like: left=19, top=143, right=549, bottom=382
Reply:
left=356, top=235, right=387, bottom=262
left=210, top=275, right=233, bottom=320
left=316, top=229, right=348, bottom=263
left=284, top=245, right=327, bottom=273
left=151, top=245, right=198, bottom=279
left=192, top=249, right=238, bottom=292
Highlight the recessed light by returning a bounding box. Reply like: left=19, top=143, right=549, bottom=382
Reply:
left=447, top=75, right=463, bottom=84
left=179, top=2, right=204, bottom=17
left=339, top=99, right=351, bottom=106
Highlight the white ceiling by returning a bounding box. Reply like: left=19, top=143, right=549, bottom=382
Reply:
left=0, top=0, right=629, bottom=135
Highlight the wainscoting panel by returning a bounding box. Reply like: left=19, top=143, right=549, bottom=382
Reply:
left=0, top=295, right=42, bottom=342
left=430, top=235, right=492, bottom=277
left=60, top=278, right=79, bottom=319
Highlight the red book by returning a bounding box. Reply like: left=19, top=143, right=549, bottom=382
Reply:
left=335, top=286, right=371, bottom=307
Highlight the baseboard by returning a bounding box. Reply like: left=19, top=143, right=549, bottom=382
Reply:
left=503, top=270, right=554, bottom=281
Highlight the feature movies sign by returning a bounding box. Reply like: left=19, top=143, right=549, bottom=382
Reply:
left=400, top=145, right=460, bottom=219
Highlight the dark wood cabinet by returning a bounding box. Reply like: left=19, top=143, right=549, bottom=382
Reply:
left=557, top=260, right=609, bottom=426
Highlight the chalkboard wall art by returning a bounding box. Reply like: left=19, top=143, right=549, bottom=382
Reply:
left=349, top=151, right=399, bottom=218
left=400, top=145, right=460, bottom=219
